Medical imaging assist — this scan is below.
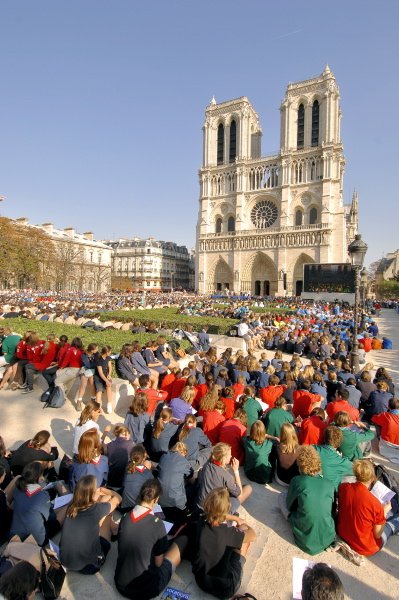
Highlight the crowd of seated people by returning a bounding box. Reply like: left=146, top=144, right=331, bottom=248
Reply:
left=0, top=297, right=398, bottom=598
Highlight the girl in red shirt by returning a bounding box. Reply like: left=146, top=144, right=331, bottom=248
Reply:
left=218, top=408, right=248, bottom=464
left=202, top=399, right=226, bottom=445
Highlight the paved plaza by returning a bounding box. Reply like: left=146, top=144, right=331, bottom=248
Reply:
left=1, top=308, right=399, bottom=599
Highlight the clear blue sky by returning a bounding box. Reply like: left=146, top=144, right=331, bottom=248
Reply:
left=0, top=0, right=398, bottom=265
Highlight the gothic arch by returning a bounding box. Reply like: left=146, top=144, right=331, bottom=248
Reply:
left=292, top=253, right=315, bottom=296
left=207, top=257, right=234, bottom=292
left=241, top=252, right=278, bottom=295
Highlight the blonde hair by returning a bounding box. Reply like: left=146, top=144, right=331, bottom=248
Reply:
left=250, top=420, right=266, bottom=445
left=211, top=442, right=231, bottom=465
left=297, top=445, right=321, bottom=476
left=353, top=459, right=375, bottom=483
left=279, top=423, right=299, bottom=454
left=203, top=487, right=231, bottom=525
left=334, top=411, right=351, bottom=427
left=200, top=386, right=220, bottom=412
left=170, top=441, right=188, bottom=456
left=302, top=365, right=314, bottom=380
left=180, top=387, right=195, bottom=404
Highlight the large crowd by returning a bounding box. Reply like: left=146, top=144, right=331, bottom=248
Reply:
left=0, top=292, right=398, bottom=600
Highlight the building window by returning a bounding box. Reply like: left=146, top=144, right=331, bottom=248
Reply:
left=217, top=123, right=224, bottom=165
left=311, top=100, right=319, bottom=146
left=215, top=218, right=222, bottom=233
left=227, top=216, right=235, bottom=232
left=309, top=207, right=317, bottom=224
left=295, top=209, right=303, bottom=226
left=250, top=200, right=278, bottom=229
left=297, top=104, right=304, bottom=149
left=229, top=120, right=236, bottom=163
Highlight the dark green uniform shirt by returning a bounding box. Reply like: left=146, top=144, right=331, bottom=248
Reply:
left=338, top=426, right=374, bottom=461
left=244, top=437, right=273, bottom=484
left=244, top=397, right=262, bottom=428
left=263, top=408, right=294, bottom=438
left=313, top=445, right=353, bottom=491
left=287, top=474, right=335, bottom=555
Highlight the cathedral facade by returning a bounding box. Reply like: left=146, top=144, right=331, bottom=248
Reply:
left=195, top=67, right=358, bottom=296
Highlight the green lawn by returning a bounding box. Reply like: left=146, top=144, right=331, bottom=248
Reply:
left=0, top=318, right=190, bottom=352
left=94, top=308, right=239, bottom=335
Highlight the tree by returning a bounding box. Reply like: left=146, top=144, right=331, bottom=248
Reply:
left=375, top=280, right=399, bottom=299
left=0, top=217, right=53, bottom=287
left=111, top=276, right=132, bottom=291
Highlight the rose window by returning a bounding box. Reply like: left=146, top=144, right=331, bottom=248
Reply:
left=250, top=200, right=278, bottom=228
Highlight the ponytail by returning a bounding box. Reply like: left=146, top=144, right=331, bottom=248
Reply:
left=126, top=444, right=147, bottom=474
left=16, top=461, right=43, bottom=492
left=179, top=414, right=196, bottom=441
left=153, top=408, right=172, bottom=439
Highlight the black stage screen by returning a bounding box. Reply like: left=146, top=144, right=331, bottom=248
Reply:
left=303, top=263, right=356, bottom=294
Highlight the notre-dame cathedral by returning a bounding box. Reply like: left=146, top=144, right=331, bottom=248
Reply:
left=195, top=66, right=358, bottom=296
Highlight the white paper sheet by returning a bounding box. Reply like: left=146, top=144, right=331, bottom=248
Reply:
left=292, top=557, right=315, bottom=599
left=163, top=520, right=174, bottom=534
left=53, top=493, right=73, bottom=510
left=371, top=480, right=395, bottom=505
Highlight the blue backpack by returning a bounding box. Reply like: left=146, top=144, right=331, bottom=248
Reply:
left=44, top=386, right=65, bottom=409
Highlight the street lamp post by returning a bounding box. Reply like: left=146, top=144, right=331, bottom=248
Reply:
left=348, top=234, right=368, bottom=373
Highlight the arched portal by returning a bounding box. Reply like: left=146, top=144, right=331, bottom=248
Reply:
left=241, top=253, right=278, bottom=296
left=208, top=258, right=234, bottom=292
left=292, top=253, right=315, bottom=296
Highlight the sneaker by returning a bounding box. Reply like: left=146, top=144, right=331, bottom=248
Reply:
left=106, top=402, right=113, bottom=414
left=76, top=400, right=83, bottom=412
left=18, top=383, right=28, bottom=389
left=22, top=388, right=34, bottom=394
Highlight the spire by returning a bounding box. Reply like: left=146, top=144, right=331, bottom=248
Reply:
left=210, top=95, right=216, bottom=105
left=351, top=189, right=358, bottom=215
left=323, top=64, right=331, bottom=76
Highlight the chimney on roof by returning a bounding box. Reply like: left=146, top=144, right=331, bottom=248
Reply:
left=83, top=231, right=94, bottom=241
left=64, top=227, right=75, bottom=238
left=41, top=223, right=54, bottom=235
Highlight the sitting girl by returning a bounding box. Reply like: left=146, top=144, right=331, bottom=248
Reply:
left=60, top=474, right=121, bottom=573
left=218, top=408, right=248, bottom=464
left=124, top=392, right=151, bottom=444
left=244, top=420, right=275, bottom=484
left=10, top=461, right=67, bottom=545
left=275, top=423, right=300, bottom=486
left=73, top=400, right=102, bottom=456
left=149, top=407, right=179, bottom=462
left=71, top=429, right=109, bottom=490
left=193, top=487, right=256, bottom=600
left=9, top=430, right=58, bottom=477
left=157, top=442, right=193, bottom=524
left=177, top=414, right=212, bottom=472
left=197, top=443, right=252, bottom=515
left=121, top=444, right=153, bottom=510
left=103, top=425, right=134, bottom=489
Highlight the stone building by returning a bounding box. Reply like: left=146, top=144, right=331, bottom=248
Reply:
left=375, top=251, right=399, bottom=284
left=196, top=66, right=358, bottom=295
left=104, top=237, right=194, bottom=292
left=15, top=218, right=112, bottom=292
